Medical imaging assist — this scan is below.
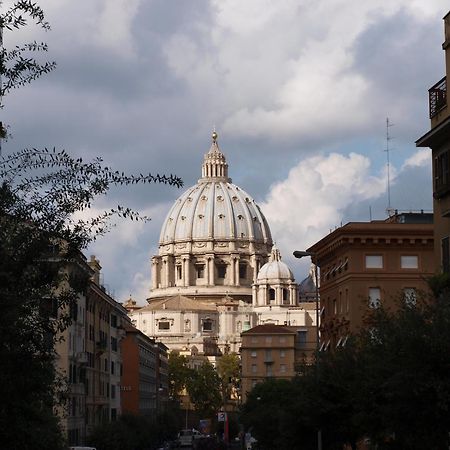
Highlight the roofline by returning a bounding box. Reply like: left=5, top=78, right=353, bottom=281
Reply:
left=416, top=116, right=450, bottom=147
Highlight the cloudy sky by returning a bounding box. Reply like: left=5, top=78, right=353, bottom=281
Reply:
left=2, top=0, right=447, bottom=303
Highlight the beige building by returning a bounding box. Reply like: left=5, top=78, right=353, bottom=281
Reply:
left=54, top=253, right=91, bottom=447
left=240, top=324, right=297, bottom=402
left=127, top=132, right=316, bottom=357
left=416, top=11, right=450, bottom=274
left=84, top=256, right=129, bottom=436
left=306, top=212, right=435, bottom=348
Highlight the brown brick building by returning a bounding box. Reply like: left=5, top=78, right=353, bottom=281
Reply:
left=416, top=11, right=450, bottom=274
left=306, top=213, right=435, bottom=348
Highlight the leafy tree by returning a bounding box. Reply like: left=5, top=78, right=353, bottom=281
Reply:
left=0, top=0, right=57, bottom=139
left=216, top=352, right=240, bottom=404
left=168, top=351, right=192, bottom=400
left=89, top=412, right=179, bottom=450
left=186, top=361, right=222, bottom=419
left=241, top=284, right=450, bottom=450
left=0, top=150, right=182, bottom=449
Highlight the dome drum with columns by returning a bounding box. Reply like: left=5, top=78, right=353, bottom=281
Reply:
left=127, top=132, right=316, bottom=355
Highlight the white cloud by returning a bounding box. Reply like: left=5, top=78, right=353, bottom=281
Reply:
left=260, top=152, right=387, bottom=273
left=401, top=148, right=431, bottom=170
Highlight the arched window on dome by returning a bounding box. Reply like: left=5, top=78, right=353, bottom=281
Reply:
left=283, top=288, right=289, bottom=304
left=268, top=288, right=276, bottom=304
left=217, top=263, right=227, bottom=279
left=176, top=264, right=182, bottom=280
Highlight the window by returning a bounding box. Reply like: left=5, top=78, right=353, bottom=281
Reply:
left=403, top=288, right=417, bottom=306
left=279, top=336, right=286, bottom=343
left=217, top=264, right=227, bottom=279
left=401, top=255, right=418, bottom=269
left=111, top=337, right=118, bottom=352
left=176, top=265, right=182, bottom=279
left=365, top=255, right=383, bottom=269
left=104, top=358, right=108, bottom=372
left=158, top=321, right=170, bottom=331
left=297, top=330, right=307, bottom=347
left=268, top=289, right=275, bottom=302
left=368, top=288, right=381, bottom=309
left=251, top=337, right=258, bottom=343
left=251, top=364, right=257, bottom=374
left=196, top=264, right=205, bottom=278
left=434, top=150, right=450, bottom=196
left=265, top=349, right=272, bottom=361
left=282, top=289, right=289, bottom=304
left=265, top=336, right=272, bottom=344
left=251, top=351, right=257, bottom=358
left=280, top=364, right=287, bottom=373
left=266, top=365, right=273, bottom=377
left=111, top=314, right=117, bottom=328
left=443, top=237, right=450, bottom=274
left=111, top=361, right=115, bottom=375
left=184, top=319, right=191, bottom=332
left=111, top=384, right=116, bottom=399
left=280, top=350, right=285, bottom=358
left=239, top=263, right=247, bottom=279
left=202, top=319, right=213, bottom=332
left=251, top=379, right=258, bottom=388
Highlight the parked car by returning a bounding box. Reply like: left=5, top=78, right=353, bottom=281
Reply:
left=177, top=429, right=202, bottom=447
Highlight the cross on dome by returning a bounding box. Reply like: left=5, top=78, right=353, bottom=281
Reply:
left=201, top=130, right=231, bottom=182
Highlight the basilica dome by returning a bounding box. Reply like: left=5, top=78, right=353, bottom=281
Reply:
left=159, top=133, right=271, bottom=245
left=149, top=132, right=273, bottom=301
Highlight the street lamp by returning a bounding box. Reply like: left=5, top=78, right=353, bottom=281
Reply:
left=293, top=250, right=322, bottom=450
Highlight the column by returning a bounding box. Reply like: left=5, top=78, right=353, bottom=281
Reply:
left=234, top=255, right=240, bottom=286
left=184, top=256, right=190, bottom=287
left=151, top=257, right=159, bottom=290
left=208, top=256, right=215, bottom=286
left=230, top=257, right=235, bottom=286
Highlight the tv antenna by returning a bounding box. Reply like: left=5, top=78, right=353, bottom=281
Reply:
left=384, top=117, right=395, bottom=216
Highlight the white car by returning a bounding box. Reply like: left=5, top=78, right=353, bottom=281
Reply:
left=177, top=429, right=202, bottom=447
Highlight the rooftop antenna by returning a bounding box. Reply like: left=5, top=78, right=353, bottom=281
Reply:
left=384, top=117, right=395, bottom=216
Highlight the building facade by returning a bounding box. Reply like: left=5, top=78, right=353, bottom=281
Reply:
left=416, top=11, right=450, bottom=274
left=121, top=322, right=160, bottom=416
left=306, top=213, right=435, bottom=348
left=84, top=256, right=129, bottom=437
left=240, top=324, right=297, bottom=402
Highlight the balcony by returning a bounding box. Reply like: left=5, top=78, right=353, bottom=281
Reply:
left=77, top=352, right=88, bottom=364
left=429, top=76, right=447, bottom=118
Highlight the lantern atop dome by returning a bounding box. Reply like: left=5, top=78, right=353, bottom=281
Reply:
left=201, top=130, right=231, bottom=182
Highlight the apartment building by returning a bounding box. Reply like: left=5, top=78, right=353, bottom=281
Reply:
left=416, top=11, right=450, bottom=273
left=306, top=213, right=435, bottom=348
left=121, top=322, right=159, bottom=416
left=240, top=324, right=297, bottom=402
left=84, top=256, right=129, bottom=436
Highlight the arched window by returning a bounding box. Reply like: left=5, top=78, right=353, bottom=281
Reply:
left=283, top=288, right=289, bottom=304
left=269, top=288, right=275, bottom=303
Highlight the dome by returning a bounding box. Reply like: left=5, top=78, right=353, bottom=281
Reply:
left=257, top=247, right=294, bottom=281
left=159, top=133, right=272, bottom=245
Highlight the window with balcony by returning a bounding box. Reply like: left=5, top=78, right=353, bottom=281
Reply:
left=429, top=76, right=447, bottom=118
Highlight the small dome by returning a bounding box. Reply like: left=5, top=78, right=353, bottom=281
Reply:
left=257, top=247, right=294, bottom=281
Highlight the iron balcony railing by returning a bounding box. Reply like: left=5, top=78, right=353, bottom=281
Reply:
left=429, top=76, right=447, bottom=118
